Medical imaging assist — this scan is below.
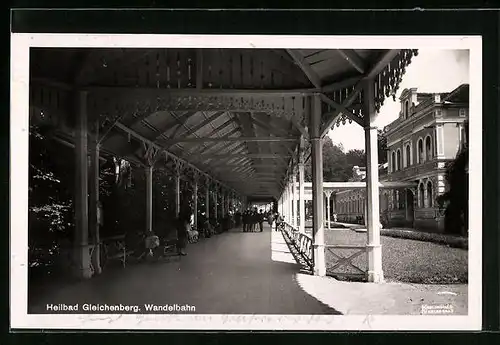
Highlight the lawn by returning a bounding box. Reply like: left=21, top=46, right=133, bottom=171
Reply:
left=320, top=229, right=468, bottom=284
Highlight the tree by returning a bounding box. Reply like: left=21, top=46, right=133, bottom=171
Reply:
left=303, top=129, right=388, bottom=183
left=29, top=124, right=75, bottom=279
left=436, top=146, right=468, bottom=236
left=377, top=129, right=388, bottom=165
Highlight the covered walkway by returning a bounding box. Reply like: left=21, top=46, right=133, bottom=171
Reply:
left=27, top=47, right=418, bottom=290
left=29, top=225, right=339, bottom=315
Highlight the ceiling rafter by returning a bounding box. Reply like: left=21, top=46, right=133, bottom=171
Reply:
left=111, top=121, right=238, bottom=195
left=238, top=112, right=261, bottom=173
left=336, top=49, right=366, bottom=74
left=182, top=117, right=237, bottom=155
left=151, top=111, right=199, bottom=141
left=286, top=49, right=322, bottom=89
left=196, top=130, right=242, bottom=155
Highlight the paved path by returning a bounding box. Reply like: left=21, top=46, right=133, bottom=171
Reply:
left=29, top=224, right=340, bottom=315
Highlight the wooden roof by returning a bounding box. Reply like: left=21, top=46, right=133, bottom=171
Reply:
left=29, top=48, right=417, bottom=200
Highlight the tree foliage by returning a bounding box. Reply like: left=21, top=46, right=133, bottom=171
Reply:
left=436, top=147, right=468, bottom=236
left=305, top=131, right=388, bottom=182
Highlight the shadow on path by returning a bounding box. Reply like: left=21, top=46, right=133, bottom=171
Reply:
left=29, top=225, right=340, bottom=315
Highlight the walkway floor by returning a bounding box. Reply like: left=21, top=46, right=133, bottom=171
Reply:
left=28, top=224, right=340, bottom=315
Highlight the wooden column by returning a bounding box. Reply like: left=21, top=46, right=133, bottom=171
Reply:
left=310, top=94, right=325, bottom=276
left=205, top=181, right=210, bottom=220
left=332, top=193, right=337, bottom=222
left=222, top=190, right=225, bottom=218
left=292, top=170, right=297, bottom=228
left=175, top=166, right=181, bottom=217
left=285, top=182, right=289, bottom=222
left=145, top=165, right=153, bottom=232
left=74, top=91, right=92, bottom=279
left=363, top=80, right=384, bottom=283
left=89, top=123, right=101, bottom=275
left=288, top=180, right=292, bottom=222
left=299, top=148, right=306, bottom=233
left=325, top=190, right=332, bottom=230
left=214, top=186, right=218, bottom=220
left=289, top=178, right=293, bottom=224
left=193, top=177, right=198, bottom=229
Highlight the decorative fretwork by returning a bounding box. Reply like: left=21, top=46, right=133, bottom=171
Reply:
left=329, top=49, right=418, bottom=128
left=88, top=92, right=306, bottom=120
left=373, top=49, right=419, bottom=113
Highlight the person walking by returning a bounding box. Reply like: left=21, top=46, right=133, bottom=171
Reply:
left=242, top=209, right=248, bottom=232
left=258, top=209, right=265, bottom=232
left=176, top=204, right=192, bottom=256
left=275, top=212, right=282, bottom=231
left=267, top=212, right=274, bottom=229
left=251, top=208, right=258, bottom=232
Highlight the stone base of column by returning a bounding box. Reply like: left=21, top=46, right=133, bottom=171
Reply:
left=313, top=244, right=326, bottom=276
left=366, top=244, right=384, bottom=283
left=73, top=245, right=93, bottom=279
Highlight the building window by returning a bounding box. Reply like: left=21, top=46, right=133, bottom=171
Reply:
left=396, top=149, right=402, bottom=171
left=405, top=144, right=411, bottom=167
left=425, top=135, right=432, bottom=161
left=417, top=139, right=424, bottom=164
left=427, top=181, right=433, bottom=208
left=419, top=183, right=425, bottom=208
left=391, top=151, right=396, bottom=172
left=404, top=100, right=409, bottom=119
left=459, top=108, right=466, bottom=117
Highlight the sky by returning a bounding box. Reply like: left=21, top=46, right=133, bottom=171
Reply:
left=328, top=49, right=470, bottom=152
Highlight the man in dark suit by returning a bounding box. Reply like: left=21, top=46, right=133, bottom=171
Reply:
left=258, top=210, right=265, bottom=232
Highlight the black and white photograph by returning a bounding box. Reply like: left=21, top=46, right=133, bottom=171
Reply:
left=10, top=34, right=481, bottom=330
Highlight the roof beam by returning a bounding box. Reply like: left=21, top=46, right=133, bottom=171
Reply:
left=196, top=128, right=241, bottom=155
left=214, top=163, right=286, bottom=168
left=289, top=115, right=309, bottom=141
left=112, top=121, right=237, bottom=194
left=321, top=76, right=363, bottom=93
left=87, top=86, right=317, bottom=97
left=320, top=84, right=363, bottom=138
left=194, top=153, right=291, bottom=159
left=337, top=49, right=366, bottom=74
left=151, top=111, right=199, bottom=140
left=286, top=49, right=322, bottom=88
left=171, top=111, right=226, bottom=140
left=319, top=94, right=363, bottom=127
left=366, top=50, right=401, bottom=79
left=163, top=136, right=298, bottom=144
left=251, top=116, right=291, bottom=137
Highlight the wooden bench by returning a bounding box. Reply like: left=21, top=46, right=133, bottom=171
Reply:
left=101, top=234, right=133, bottom=268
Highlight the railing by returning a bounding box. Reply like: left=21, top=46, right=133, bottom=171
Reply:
left=325, top=245, right=367, bottom=280
left=281, top=221, right=369, bottom=281
left=281, top=222, right=313, bottom=269
left=388, top=159, right=446, bottom=180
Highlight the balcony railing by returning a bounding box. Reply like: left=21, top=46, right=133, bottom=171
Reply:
left=388, top=158, right=448, bottom=180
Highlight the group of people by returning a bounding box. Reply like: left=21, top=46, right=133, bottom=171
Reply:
left=242, top=208, right=266, bottom=232
left=145, top=203, right=285, bottom=257
left=241, top=208, right=285, bottom=233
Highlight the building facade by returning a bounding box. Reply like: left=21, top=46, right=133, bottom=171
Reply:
left=335, top=84, right=469, bottom=233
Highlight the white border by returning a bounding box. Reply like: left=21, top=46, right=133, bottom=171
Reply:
left=10, top=34, right=482, bottom=331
